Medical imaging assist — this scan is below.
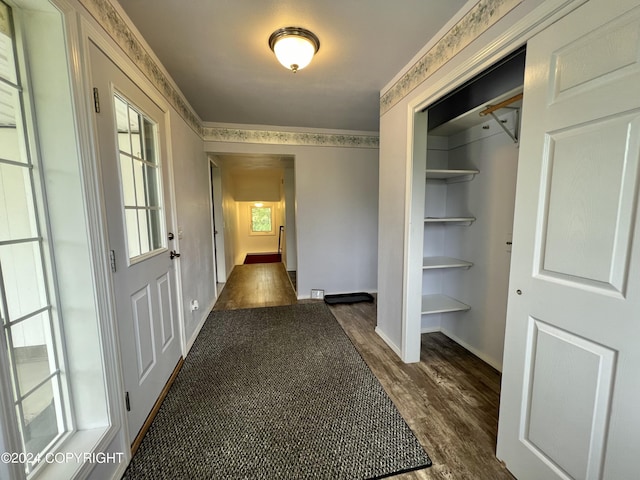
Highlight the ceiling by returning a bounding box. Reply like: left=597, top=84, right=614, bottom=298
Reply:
left=119, top=0, right=469, bottom=132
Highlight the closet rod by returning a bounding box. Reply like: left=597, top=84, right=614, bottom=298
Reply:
left=479, top=93, right=523, bottom=116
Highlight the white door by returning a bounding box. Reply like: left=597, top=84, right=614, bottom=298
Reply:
left=89, top=43, right=182, bottom=442
left=497, top=1, right=640, bottom=479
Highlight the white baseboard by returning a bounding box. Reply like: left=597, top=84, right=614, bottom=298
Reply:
left=439, top=328, right=503, bottom=372
left=184, top=298, right=216, bottom=355
left=374, top=327, right=402, bottom=359
left=420, top=326, right=441, bottom=334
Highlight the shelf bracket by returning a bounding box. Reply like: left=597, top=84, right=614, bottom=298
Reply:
left=480, top=92, right=522, bottom=144
left=489, top=110, right=519, bottom=144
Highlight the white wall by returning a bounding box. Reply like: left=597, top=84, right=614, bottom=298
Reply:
left=169, top=109, right=216, bottom=348
left=377, top=0, right=548, bottom=357
left=204, top=138, right=379, bottom=298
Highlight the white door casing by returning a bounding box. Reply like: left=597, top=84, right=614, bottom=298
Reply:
left=497, top=1, right=640, bottom=479
left=89, top=42, right=182, bottom=442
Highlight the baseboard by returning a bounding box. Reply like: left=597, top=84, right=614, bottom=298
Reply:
left=298, top=290, right=378, bottom=301
left=439, top=328, right=503, bottom=372
left=374, top=327, right=402, bottom=359
left=131, top=357, right=184, bottom=455
left=420, top=326, right=441, bottom=334
left=184, top=298, right=216, bottom=355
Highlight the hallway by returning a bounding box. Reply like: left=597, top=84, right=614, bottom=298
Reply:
left=213, top=262, right=298, bottom=311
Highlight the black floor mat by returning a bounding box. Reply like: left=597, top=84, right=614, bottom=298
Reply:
left=324, top=292, right=374, bottom=305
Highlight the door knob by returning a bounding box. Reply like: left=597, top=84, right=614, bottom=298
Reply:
left=168, top=232, right=174, bottom=240
left=170, top=250, right=180, bottom=259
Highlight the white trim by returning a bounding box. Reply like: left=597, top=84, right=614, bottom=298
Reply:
left=75, top=11, right=132, bottom=463
left=163, top=105, right=187, bottom=358
left=400, top=108, right=428, bottom=364
left=374, top=326, right=403, bottom=359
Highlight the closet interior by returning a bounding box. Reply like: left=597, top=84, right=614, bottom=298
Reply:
left=419, top=47, right=525, bottom=370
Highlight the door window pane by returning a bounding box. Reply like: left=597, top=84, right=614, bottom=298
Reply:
left=115, top=96, right=131, bottom=154
left=119, top=154, right=136, bottom=206
left=125, top=208, right=141, bottom=258
left=114, top=93, right=165, bottom=259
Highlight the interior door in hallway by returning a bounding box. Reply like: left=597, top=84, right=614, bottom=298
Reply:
left=89, top=42, right=182, bottom=442
left=497, top=1, right=640, bottom=478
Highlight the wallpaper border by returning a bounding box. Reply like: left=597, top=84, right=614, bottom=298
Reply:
left=80, top=0, right=520, bottom=146
left=380, top=0, right=522, bottom=116
left=202, top=127, right=379, bottom=149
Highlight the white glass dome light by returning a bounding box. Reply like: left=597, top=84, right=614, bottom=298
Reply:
left=269, top=27, right=320, bottom=73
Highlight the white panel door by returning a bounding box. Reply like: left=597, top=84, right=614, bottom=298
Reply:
left=89, top=43, right=182, bottom=442
left=497, top=1, right=640, bottom=479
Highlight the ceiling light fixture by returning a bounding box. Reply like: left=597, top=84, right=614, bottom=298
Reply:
left=268, top=27, right=320, bottom=73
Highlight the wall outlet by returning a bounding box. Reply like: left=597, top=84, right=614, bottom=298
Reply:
left=190, top=299, right=199, bottom=311
left=310, top=289, right=324, bottom=299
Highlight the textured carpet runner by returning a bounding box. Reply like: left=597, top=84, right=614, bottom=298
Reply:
left=122, top=303, right=431, bottom=479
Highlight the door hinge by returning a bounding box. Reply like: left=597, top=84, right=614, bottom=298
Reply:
left=109, top=250, right=116, bottom=273
left=125, top=392, right=131, bottom=411
left=93, top=87, right=100, bottom=113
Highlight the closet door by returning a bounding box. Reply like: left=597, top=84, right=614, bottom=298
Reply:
left=497, top=1, right=640, bottom=479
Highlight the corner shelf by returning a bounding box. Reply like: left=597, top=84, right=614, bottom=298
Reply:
left=426, top=169, right=479, bottom=183
left=421, top=294, right=471, bottom=315
left=424, top=216, right=475, bottom=226
left=423, top=256, right=473, bottom=270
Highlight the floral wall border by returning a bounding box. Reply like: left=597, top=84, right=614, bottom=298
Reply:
left=202, top=127, right=379, bottom=149
left=80, top=0, right=202, bottom=133
left=79, top=0, right=380, bottom=148
left=380, top=0, right=522, bottom=116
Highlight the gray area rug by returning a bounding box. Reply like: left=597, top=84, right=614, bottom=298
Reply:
left=122, top=303, right=431, bottom=479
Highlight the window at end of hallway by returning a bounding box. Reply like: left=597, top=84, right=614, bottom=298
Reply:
left=250, top=205, right=273, bottom=235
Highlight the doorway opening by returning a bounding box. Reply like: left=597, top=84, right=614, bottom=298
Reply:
left=208, top=153, right=297, bottom=295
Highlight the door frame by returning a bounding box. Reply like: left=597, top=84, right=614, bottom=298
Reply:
left=399, top=0, right=589, bottom=363
left=80, top=23, right=186, bottom=447
left=209, top=158, right=227, bottom=283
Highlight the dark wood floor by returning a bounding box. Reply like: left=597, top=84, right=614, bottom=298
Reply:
left=212, top=265, right=513, bottom=479
left=330, top=301, right=513, bottom=480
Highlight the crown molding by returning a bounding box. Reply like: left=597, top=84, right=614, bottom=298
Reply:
left=202, top=126, right=379, bottom=148
left=380, top=0, right=522, bottom=116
